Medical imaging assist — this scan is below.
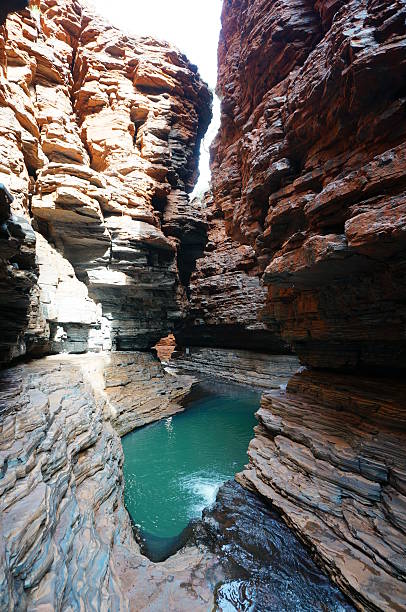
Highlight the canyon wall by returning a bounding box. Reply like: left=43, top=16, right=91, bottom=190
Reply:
left=238, top=370, right=406, bottom=610
left=171, top=346, right=299, bottom=390
left=0, top=0, right=211, bottom=364
left=0, top=2, right=219, bottom=609
left=1, top=0, right=406, bottom=609
left=204, top=0, right=406, bottom=609
left=176, top=192, right=290, bottom=351
left=212, top=0, right=406, bottom=371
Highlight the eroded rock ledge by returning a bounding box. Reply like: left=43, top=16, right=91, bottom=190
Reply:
left=238, top=370, right=406, bottom=610
left=202, top=0, right=406, bottom=609
left=0, top=353, right=222, bottom=611
left=171, top=346, right=299, bottom=391
left=0, top=0, right=211, bottom=363
left=212, top=0, right=406, bottom=370
left=176, top=193, right=290, bottom=352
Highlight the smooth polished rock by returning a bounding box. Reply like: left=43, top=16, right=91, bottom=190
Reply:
left=101, top=352, right=196, bottom=436
left=0, top=353, right=220, bottom=611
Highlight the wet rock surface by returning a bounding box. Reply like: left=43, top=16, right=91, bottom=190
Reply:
left=0, top=353, right=356, bottom=610
left=1, top=0, right=405, bottom=610
left=238, top=370, right=406, bottom=610
left=196, top=480, right=354, bottom=611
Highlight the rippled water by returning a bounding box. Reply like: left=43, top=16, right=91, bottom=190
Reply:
left=121, top=383, right=259, bottom=560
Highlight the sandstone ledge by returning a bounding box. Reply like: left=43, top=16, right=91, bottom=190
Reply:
left=171, top=346, right=300, bottom=391
left=0, top=0, right=211, bottom=362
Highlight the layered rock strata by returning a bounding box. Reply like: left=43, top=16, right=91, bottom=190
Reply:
left=238, top=370, right=406, bottom=610
left=212, top=0, right=406, bottom=370
left=0, top=0, right=211, bottom=362
left=0, top=185, right=39, bottom=363
left=0, top=353, right=223, bottom=611
left=209, top=0, right=406, bottom=609
left=0, top=352, right=352, bottom=610
left=171, top=347, right=299, bottom=391
left=176, top=193, right=289, bottom=351
left=101, top=352, right=195, bottom=436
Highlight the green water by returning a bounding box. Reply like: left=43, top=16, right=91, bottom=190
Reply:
left=121, top=384, right=259, bottom=559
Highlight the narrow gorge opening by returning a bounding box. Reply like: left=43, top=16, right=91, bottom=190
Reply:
left=92, top=0, right=222, bottom=199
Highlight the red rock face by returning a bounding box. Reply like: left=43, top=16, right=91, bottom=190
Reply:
left=212, top=0, right=406, bottom=370
left=210, top=0, right=406, bottom=607
left=176, top=192, right=291, bottom=351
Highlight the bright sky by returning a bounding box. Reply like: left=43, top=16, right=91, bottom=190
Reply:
left=91, top=0, right=223, bottom=194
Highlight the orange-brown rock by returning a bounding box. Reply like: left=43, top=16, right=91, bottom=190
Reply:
left=155, top=333, right=176, bottom=362
left=210, top=1, right=406, bottom=608
left=212, top=0, right=406, bottom=370
left=0, top=0, right=211, bottom=361
left=176, top=192, right=290, bottom=351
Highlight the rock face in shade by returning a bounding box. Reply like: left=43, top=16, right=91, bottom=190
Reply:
left=0, top=0, right=211, bottom=362
left=237, top=370, right=406, bottom=610
left=176, top=192, right=291, bottom=352
left=210, top=0, right=406, bottom=608
left=171, top=347, right=299, bottom=391
left=0, top=353, right=222, bottom=611
left=212, top=0, right=406, bottom=370
left=0, top=189, right=40, bottom=363
left=0, top=1, right=29, bottom=27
